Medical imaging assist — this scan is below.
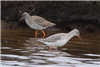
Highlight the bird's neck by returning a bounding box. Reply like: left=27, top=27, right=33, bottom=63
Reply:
left=25, top=16, right=31, bottom=23
left=68, top=31, right=75, bottom=37
left=25, top=14, right=30, bottom=20
left=26, top=16, right=30, bottom=19
left=65, top=32, right=75, bottom=42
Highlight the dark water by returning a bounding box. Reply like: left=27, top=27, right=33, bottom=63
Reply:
left=1, top=28, right=100, bottom=67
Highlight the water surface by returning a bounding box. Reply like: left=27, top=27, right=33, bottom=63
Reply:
left=1, top=28, right=100, bottom=67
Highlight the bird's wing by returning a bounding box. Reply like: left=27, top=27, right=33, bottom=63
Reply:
left=31, top=16, right=56, bottom=27
left=40, top=33, right=65, bottom=42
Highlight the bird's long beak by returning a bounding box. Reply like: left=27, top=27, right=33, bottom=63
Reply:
left=18, top=18, right=23, bottom=22
left=78, top=35, right=84, bottom=43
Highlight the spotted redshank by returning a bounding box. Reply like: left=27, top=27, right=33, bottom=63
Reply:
left=19, top=12, right=56, bottom=38
left=37, top=29, right=84, bottom=50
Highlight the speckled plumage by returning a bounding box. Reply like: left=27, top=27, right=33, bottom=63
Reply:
left=37, top=29, right=83, bottom=48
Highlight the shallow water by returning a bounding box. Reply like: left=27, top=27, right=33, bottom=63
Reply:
left=1, top=28, right=100, bottom=67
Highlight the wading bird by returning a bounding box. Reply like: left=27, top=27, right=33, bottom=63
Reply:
left=19, top=12, right=56, bottom=38
left=37, top=29, right=84, bottom=50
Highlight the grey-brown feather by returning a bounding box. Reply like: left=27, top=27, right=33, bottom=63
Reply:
left=30, top=16, right=56, bottom=27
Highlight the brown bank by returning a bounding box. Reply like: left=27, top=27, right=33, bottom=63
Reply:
left=1, top=1, right=100, bottom=32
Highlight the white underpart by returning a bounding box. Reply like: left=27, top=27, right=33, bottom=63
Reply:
left=43, top=39, right=67, bottom=47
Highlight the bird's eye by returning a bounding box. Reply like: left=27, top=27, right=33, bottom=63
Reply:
left=75, top=31, right=78, bottom=34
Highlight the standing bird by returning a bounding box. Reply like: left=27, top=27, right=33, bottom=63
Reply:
left=18, top=12, right=56, bottom=38
left=37, top=29, right=84, bottom=50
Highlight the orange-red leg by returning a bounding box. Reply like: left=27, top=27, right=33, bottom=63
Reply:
left=35, top=30, right=38, bottom=38
left=49, top=46, right=53, bottom=51
left=41, top=29, right=46, bottom=38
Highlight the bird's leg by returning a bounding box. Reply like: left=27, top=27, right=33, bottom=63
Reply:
left=35, top=30, right=38, bottom=38
left=41, top=29, right=46, bottom=38
left=49, top=46, right=53, bottom=51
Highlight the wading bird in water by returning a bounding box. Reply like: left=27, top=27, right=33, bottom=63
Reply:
left=37, top=29, right=84, bottom=50
left=18, top=12, right=56, bottom=38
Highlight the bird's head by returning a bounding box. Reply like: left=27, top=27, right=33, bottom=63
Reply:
left=72, top=29, right=84, bottom=42
left=73, top=29, right=80, bottom=36
left=18, top=12, right=30, bottom=22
